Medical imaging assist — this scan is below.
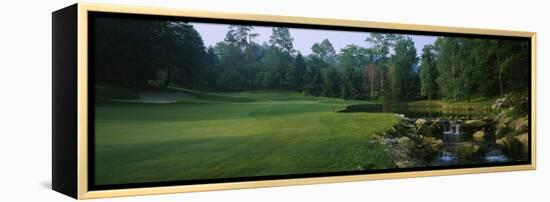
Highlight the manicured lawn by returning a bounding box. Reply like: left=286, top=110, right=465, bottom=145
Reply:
left=94, top=89, right=399, bottom=185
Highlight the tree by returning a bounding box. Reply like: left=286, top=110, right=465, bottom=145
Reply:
left=287, top=53, right=306, bottom=91
left=434, top=37, right=460, bottom=99
left=94, top=18, right=206, bottom=89
left=340, top=65, right=363, bottom=99
left=339, top=45, right=370, bottom=99
left=221, top=25, right=261, bottom=90
left=495, top=40, right=530, bottom=96
left=163, top=22, right=206, bottom=87
left=419, top=45, right=438, bottom=101
left=199, top=46, right=219, bottom=89
left=269, top=27, right=294, bottom=54
left=225, top=25, right=257, bottom=51
left=365, top=33, right=404, bottom=64
left=217, top=69, right=247, bottom=91
left=388, top=37, right=418, bottom=100
left=363, top=64, right=381, bottom=99
left=362, top=33, right=405, bottom=99
left=303, top=56, right=327, bottom=95
left=322, top=67, right=340, bottom=97
left=267, top=27, right=295, bottom=90
left=339, top=44, right=371, bottom=69
left=255, top=71, right=277, bottom=89
left=311, top=39, right=337, bottom=66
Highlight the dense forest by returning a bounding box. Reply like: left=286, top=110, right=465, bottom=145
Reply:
left=94, top=17, right=530, bottom=102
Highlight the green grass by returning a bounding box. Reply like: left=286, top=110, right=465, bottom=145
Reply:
left=94, top=89, right=399, bottom=185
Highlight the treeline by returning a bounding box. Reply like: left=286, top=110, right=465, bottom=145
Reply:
left=200, top=29, right=422, bottom=101
left=420, top=37, right=530, bottom=101
left=94, top=17, right=206, bottom=88
left=95, top=18, right=530, bottom=101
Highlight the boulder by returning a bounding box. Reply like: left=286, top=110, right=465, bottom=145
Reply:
left=463, top=120, right=486, bottom=129
left=417, top=122, right=444, bottom=138
left=473, top=130, right=486, bottom=141
left=415, top=119, right=427, bottom=127
left=492, top=97, right=510, bottom=110
left=495, top=124, right=513, bottom=139
left=495, top=110, right=513, bottom=126
left=453, top=143, right=481, bottom=158
left=513, top=116, right=529, bottom=133
left=515, top=133, right=529, bottom=154
left=461, top=120, right=487, bottom=134
left=397, top=136, right=416, bottom=149
left=394, top=160, right=415, bottom=168
left=422, top=137, right=443, bottom=152
left=406, top=126, right=418, bottom=135
left=497, top=133, right=528, bottom=158
left=385, top=126, right=401, bottom=137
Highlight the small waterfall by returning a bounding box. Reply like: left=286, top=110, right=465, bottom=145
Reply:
left=443, top=120, right=463, bottom=136
left=485, top=149, right=509, bottom=162
left=438, top=151, right=456, bottom=162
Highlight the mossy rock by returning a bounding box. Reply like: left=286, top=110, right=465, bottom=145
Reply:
left=415, top=118, right=427, bottom=128
left=513, top=116, right=529, bottom=133
left=397, top=137, right=416, bottom=150
left=473, top=130, right=486, bottom=141
left=418, top=123, right=444, bottom=138
left=515, top=133, right=529, bottom=155
left=453, top=143, right=481, bottom=158
left=497, top=133, right=529, bottom=158
left=463, top=120, right=487, bottom=131
left=495, top=124, right=513, bottom=139
left=421, top=137, right=443, bottom=153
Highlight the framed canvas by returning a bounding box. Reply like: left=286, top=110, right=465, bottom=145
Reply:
left=52, top=3, right=536, bottom=199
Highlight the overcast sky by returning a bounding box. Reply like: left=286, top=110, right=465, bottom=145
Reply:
left=190, top=22, right=438, bottom=57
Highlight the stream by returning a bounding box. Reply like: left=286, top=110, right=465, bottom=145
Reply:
left=431, top=119, right=509, bottom=166
left=348, top=105, right=521, bottom=166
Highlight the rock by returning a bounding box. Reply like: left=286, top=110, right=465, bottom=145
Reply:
left=495, top=124, right=513, bottom=139
left=422, top=137, right=443, bottom=152
left=418, top=122, right=444, bottom=138
left=497, top=133, right=528, bottom=158
left=415, top=119, right=427, bottom=127
left=394, top=160, right=415, bottom=168
left=370, top=135, right=385, bottom=144
left=495, top=110, right=513, bottom=125
left=417, top=124, right=432, bottom=136
left=473, top=130, right=486, bottom=141
left=454, top=143, right=481, bottom=157
left=397, top=136, right=416, bottom=149
left=515, top=133, right=529, bottom=154
left=463, top=120, right=486, bottom=129
left=513, top=116, right=529, bottom=133
left=492, top=97, right=510, bottom=110
left=388, top=146, right=410, bottom=159
left=385, top=126, right=401, bottom=137
left=406, top=127, right=418, bottom=135
left=383, top=137, right=399, bottom=145
left=399, top=117, right=415, bottom=127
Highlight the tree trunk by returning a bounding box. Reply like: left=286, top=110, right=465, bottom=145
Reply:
left=368, top=71, right=374, bottom=98
left=163, top=68, right=171, bottom=88
left=499, top=66, right=504, bottom=97
left=380, top=70, right=385, bottom=100
left=497, top=42, right=504, bottom=97
left=451, top=46, right=456, bottom=98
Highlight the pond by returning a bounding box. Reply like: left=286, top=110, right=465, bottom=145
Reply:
left=341, top=104, right=489, bottom=120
